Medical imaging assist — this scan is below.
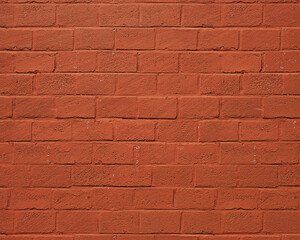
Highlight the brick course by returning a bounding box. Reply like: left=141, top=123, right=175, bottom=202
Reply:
left=0, top=0, right=299, bottom=238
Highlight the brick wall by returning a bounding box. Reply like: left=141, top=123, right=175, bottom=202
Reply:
left=0, top=0, right=300, bottom=239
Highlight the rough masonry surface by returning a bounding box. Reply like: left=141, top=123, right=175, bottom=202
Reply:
left=0, top=0, right=300, bottom=239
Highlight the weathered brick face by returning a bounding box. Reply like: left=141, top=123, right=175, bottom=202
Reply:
left=0, top=0, right=300, bottom=238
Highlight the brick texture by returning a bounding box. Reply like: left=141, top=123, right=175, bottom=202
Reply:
left=0, top=0, right=299, bottom=238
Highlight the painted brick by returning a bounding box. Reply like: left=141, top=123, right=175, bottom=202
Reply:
left=0, top=0, right=299, bottom=238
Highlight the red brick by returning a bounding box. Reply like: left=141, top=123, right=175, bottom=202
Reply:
left=57, top=5, right=98, bottom=27
left=117, top=74, right=156, bottom=96
left=224, top=142, right=296, bottom=165
left=0, top=98, right=12, bottom=119
left=260, top=190, right=299, bottom=210
left=34, top=30, right=73, bottom=51
left=140, top=211, right=181, bottom=233
left=240, top=120, right=278, bottom=141
left=180, top=97, right=219, bottom=119
left=152, top=166, right=194, bottom=187
left=176, top=143, right=219, bottom=164
left=0, top=237, right=41, bottom=240
left=13, top=0, right=50, bottom=2
left=99, top=5, right=139, bottom=26
left=157, top=121, right=198, bottom=142
left=221, top=97, right=262, bottom=118
left=264, top=52, right=300, bottom=72
left=182, top=212, right=221, bottom=233
left=0, top=211, right=13, bottom=233
left=99, top=211, right=139, bottom=233
left=181, top=53, right=222, bottom=73
left=74, top=235, right=150, bottom=240
left=94, top=143, right=134, bottom=165
left=222, top=5, right=262, bottom=26
left=0, top=166, right=30, bottom=187
left=15, top=211, right=55, bottom=233
left=0, top=54, right=17, bottom=72
left=75, top=28, right=114, bottom=50
left=76, top=74, right=116, bottom=95
left=0, top=29, right=32, bottom=50
left=223, top=212, right=262, bottom=233
left=47, top=143, right=92, bottom=164
left=195, top=165, right=238, bottom=187
left=280, top=119, right=300, bottom=140
left=53, top=189, right=92, bottom=210
left=258, top=142, right=299, bottom=165
left=33, top=237, right=73, bottom=240
left=93, top=188, right=133, bottom=210
left=199, top=120, right=239, bottom=141
left=183, top=5, right=221, bottom=27
left=31, top=166, right=71, bottom=187
left=36, top=74, right=77, bottom=95
left=279, top=166, right=300, bottom=186
left=56, top=52, right=97, bottom=72
left=73, top=166, right=151, bottom=187
left=198, top=29, right=239, bottom=50
left=134, top=143, right=175, bottom=165
left=0, top=143, right=13, bottom=164
left=10, top=189, right=51, bottom=210
left=282, top=236, right=300, bottom=240
left=51, top=143, right=92, bottom=164
left=0, top=5, right=14, bottom=27
left=140, top=5, right=181, bottom=26
left=241, top=74, right=283, bottom=95
left=264, top=97, right=300, bottom=118
left=0, top=53, right=15, bottom=72
left=56, top=96, right=95, bottom=118
left=57, top=211, right=98, bottom=233
left=199, top=236, right=239, bottom=240
left=200, top=74, right=240, bottom=95
left=73, top=120, right=113, bottom=141
left=116, top=120, right=155, bottom=141
left=0, top=74, right=33, bottom=95
left=135, top=189, right=173, bottom=209
left=1, top=0, right=300, bottom=237
left=264, top=5, right=300, bottom=27
left=283, top=28, right=300, bottom=50
left=175, top=189, right=215, bottom=209
left=241, top=29, right=280, bottom=50
left=283, top=74, right=300, bottom=94
left=216, top=189, right=258, bottom=210
left=97, top=97, right=137, bottom=118
left=15, top=97, right=54, bottom=118
left=14, top=142, right=51, bottom=164
left=0, top=189, right=9, bottom=209
left=139, top=52, right=178, bottom=73
left=37, top=74, right=115, bottom=95
left=116, top=29, right=155, bottom=50
left=14, top=142, right=92, bottom=165
left=15, top=53, right=55, bottom=73
left=220, top=142, right=258, bottom=165
left=14, top=5, right=55, bottom=26
left=98, top=52, right=137, bottom=72
left=32, top=121, right=71, bottom=141
left=264, top=212, right=300, bottom=233
left=158, top=74, right=198, bottom=95
left=222, top=53, right=262, bottom=73
left=104, top=236, right=154, bottom=240
left=138, top=97, right=177, bottom=119
left=0, top=121, right=31, bottom=141
left=239, top=166, right=278, bottom=187
left=156, top=29, right=197, bottom=50
left=0, top=54, right=23, bottom=73
left=241, top=236, right=279, bottom=240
